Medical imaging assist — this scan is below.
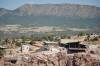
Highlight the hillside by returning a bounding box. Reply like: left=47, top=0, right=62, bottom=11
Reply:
left=0, top=4, right=100, bottom=26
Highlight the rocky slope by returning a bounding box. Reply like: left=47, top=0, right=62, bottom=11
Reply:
left=4, top=51, right=100, bottom=66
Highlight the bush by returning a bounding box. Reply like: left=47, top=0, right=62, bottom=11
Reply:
left=30, top=41, right=35, bottom=45
left=90, top=37, right=98, bottom=41
left=15, top=42, right=21, bottom=47
left=0, top=49, right=5, bottom=56
left=78, top=32, right=85, bottom=36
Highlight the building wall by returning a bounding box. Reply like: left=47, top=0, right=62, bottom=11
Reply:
left=22, top=45, right=30, bottom=53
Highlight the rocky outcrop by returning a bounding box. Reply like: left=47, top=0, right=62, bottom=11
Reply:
left=0, top=57, right=4, bottom=66
left=4, top=51, right=100, bottom=66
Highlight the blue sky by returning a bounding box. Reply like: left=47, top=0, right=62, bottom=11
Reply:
left=0, top=0, right=100, bottom=10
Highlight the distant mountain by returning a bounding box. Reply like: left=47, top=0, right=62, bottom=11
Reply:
left=0, top=8, right=11, bottom=16
left=0, top=4, right=100, bottom=26
left=14, top=4, right=100, bottom=18
left=0, top=4, right=100, bottom=17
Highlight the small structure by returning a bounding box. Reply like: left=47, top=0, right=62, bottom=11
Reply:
left=17, top=44, right=33, bottom=53
left=60, top=39, right=87, bottom=53
left=0, top=45, right=6, bottom=49
left=43, top=41, right=58, bottom=46
left=0, top=45, right=6, bottom=53
left=21, top=44, right=32, bottom=53
left=36, top=41, right=58, bottom=52
left=44, top=41, right=58, bottom=49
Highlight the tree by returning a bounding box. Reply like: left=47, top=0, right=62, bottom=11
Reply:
left=61, top=35, right=66, bottom=39
left=30, top=34, right=34, bottom=41
left=46, top=32, right=54, bottom=41
left=90, top=37, right=99, bottom=41
left=15, top=42, right=21, bottom=47
left=85, top=35, right=90, bottom=41
left=41, top=36, right=48, bottom=41
left=4, top=38, right=9, bottom=44
left=21, top=35, right=27, bottom=43
left=78, top=32, right=85, bottom=36
left=30, top=40, right=35, bottom=45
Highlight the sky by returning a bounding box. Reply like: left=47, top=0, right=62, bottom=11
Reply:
left=0, top=0, right=100, bottom=10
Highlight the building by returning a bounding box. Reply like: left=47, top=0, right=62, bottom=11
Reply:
left=0, top=45, right=6, bottom=49
left=43, top=41, right=58, bottom=46
left=60, top=39, right=87, bottom=53
left=21, top=44, right=32, bottom=53
left=0, top=45, right=7, bottom=52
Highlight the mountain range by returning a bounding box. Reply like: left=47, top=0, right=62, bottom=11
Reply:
left=0, top=4, right=100, bottom=27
